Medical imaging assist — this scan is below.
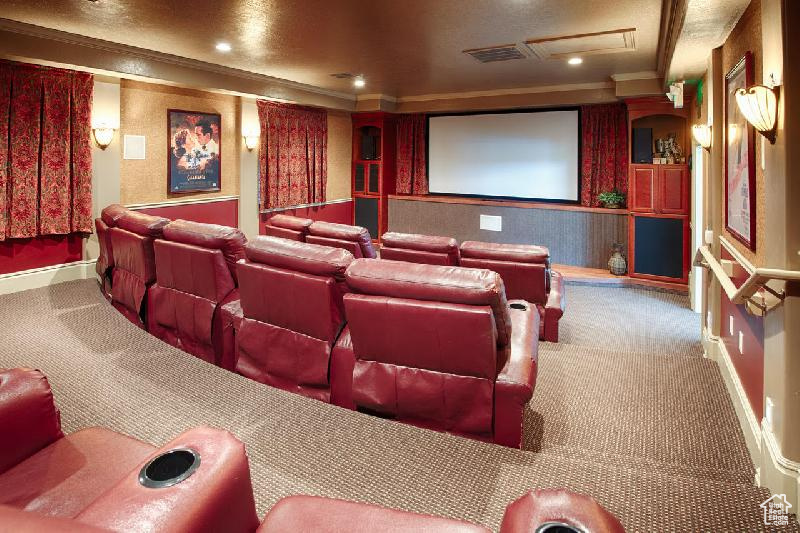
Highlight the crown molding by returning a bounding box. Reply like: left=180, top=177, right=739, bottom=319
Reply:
left=0, top=18, right=356, bottom=104
left=356, top=93, right=399, bottom=103
left=395, top=81, right=614, bottom=103
left=611, top=71, right=660, bottom=82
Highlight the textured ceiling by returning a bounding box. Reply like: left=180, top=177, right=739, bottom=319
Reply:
left=669, top=0, right=750, bottom=81
left=0, top=0, right=664, bottom=97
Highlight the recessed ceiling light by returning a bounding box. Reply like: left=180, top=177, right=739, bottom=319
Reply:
left=353, top=76, right=366, bottom=89
left=216, top=42, right=232, bottom=52
left=567, top=57, right=583, bottom=65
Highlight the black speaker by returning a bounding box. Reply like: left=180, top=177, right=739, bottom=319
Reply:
left=632, top=128, right=653, bottom=164
left=633, top=215, right=684, bottom=279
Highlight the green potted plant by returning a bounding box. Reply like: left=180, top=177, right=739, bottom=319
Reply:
left=598, top=190, right=626, bottom=209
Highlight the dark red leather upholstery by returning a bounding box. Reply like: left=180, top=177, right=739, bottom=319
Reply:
left=380, top=232, right=461, bottom=266
left=258, top=495, right=491, bottom=532
left=499, top=490, right=625, bottom=533
left=235, top=237, right=354, bottom=401
left=108, top=211, right=169, bottom=326
left=0, top=368, right=63, bottom=475
left=0, top=368, right=260, bottom=533
left=334, top=259, right=537, bottom=447
left=148, top=220, right=246, bottom=366
left=95, top=204, right=131, bottom=298
left=460, top=241, right=566, bottom=342
left=307, top=221, right=377, bottom=259
left=263, top=214, right=313, bottom=241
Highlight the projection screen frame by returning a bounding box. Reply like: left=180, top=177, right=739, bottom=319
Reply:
left=425, top=107, right=583, bottom=205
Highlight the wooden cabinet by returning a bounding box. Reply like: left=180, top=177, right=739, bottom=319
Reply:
left=629, top=164, right=688, bottom=215
left=351, top=113, right=397, bottom=241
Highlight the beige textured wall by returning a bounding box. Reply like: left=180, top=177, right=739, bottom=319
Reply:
left=119, top=80, right=240, bottom=205
left=326, top=110, right=352, bottom=201
left=720, top=0, right=764, bottom=266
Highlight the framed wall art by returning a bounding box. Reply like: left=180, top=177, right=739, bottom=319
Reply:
left=168, top=109, right=222, bottom=193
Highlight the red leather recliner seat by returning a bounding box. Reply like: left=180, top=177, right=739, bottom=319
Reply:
left=234, top=236, right=354, bottom=402
left=257, top=490, right=624, bottom=533
left=0, top=368, right=259, bottom=532
left=94, top=204, right=130, bottom=298
left=331, top=259, right=538, bottom=448
left=306, top=220, right=377, bottom=258
left=262, top=214, right=313, bottom=241
left=148, top=219, right=246, bottom=368
left=108, top=211, right=170, bottom=327
left=460, top=241, right=566, bottom=342
left=380, top=231, right=461, bottom=265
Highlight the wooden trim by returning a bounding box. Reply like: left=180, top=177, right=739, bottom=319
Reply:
left=260, top=198, right=352, bottom=214
left=387, top=195, right=629, bottom=215
left=126, top=195, right=239, bottom=210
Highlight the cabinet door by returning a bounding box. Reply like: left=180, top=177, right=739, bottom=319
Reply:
left=659, top=166, right=688, bottom=215
left=630, top=166, right=656, bottom=212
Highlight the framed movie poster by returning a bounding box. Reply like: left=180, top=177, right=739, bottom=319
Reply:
left=168, top=110, right=221, bottom=193
left=724, top=52, right=756, bottom=250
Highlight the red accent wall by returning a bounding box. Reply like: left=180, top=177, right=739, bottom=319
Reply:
left=259, top=200, right=353, bottom=234
left=720, top=247, right=765, bottom=419
left=136, top=198, right=239, bottom=227
left=0, top=235, right=83, bottom=275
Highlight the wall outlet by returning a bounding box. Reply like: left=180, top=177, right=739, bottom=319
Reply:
left=729, top=315, right=734, bottom=336
left=479, top=214, right=502, bottom=232
left=738, top=330, right=744, bottom=354
left=704, top=230, right=715, bottom=245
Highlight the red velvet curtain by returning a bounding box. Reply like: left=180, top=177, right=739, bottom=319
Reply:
left=395, top=114, right=428, bottom=195
left=257, top=101, right=327, bottom=210
left=0, top=61, right=93, bottom=240
left=580, top=103, right=628, bottom=207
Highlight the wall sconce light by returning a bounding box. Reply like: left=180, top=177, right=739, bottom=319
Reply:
left=735, top=85, right=779, bottom=144
left=92, top=126, right=116, bottom=150
left=692, top=124, right=712, bottom=150
left=243, top=134, right=259, bottom=151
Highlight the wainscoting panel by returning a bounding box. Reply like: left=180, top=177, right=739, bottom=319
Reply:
left=388, top=198, right=628, bottom=269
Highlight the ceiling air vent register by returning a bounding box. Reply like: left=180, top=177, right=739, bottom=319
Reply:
left=463, top=44, right=529, bottom=63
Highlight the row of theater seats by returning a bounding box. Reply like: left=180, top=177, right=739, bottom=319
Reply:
left=265, top=214, right=566, bottom=342
left=0, top=367, right=625, bottom=532
left=96, top=206, right=537, bottom=448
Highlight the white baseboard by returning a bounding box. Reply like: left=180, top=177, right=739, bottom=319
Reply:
left=706, top=331, right=800, bottom=507
left=0, top=259, right=97, bottom=296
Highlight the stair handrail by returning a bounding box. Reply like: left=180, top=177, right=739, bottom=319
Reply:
left=693, top=245, right=800, bottom=315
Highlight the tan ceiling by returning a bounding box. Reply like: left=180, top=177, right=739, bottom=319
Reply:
left=0, top=0, right=664, bottom=97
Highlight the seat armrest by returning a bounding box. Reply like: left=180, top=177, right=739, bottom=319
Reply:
left=329, top=326, right=356, bottom=410
left=75, top=426, right=260, bottom=533
left=0, top=505, right=110, bottom=533
left=494, top=302, right=538, bottom=448
left=543, top=271, right=566, bottom=343
left=0, top=368, right=64, bottom=474
left=499, top=490, right=625, bottom=533
left=217, top=290, right=243, bottom=371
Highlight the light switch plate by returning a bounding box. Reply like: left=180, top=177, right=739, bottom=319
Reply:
left=479, top=214, right=502, bottom=232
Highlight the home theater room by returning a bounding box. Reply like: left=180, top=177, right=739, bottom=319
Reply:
left=0, top=0, right=798, bottom=531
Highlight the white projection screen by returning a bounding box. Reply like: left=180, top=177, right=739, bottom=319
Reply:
left=428, top=110, right=580, bottom=201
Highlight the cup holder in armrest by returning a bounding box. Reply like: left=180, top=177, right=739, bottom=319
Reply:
left=509, top=302, right=528, bottom=311
left=138, top=448, right=201, bottom=489
left=535, top=523, right=584, bottom=533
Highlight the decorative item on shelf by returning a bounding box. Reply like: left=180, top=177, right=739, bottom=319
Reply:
left=597, top=190, right=625, bottom=209
left=692, top=123, right=712, bottom=150
left=735, top=82, right=779, bottom=144
left=608, top=243, right=627, bottom=276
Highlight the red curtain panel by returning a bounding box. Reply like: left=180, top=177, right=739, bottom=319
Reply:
left=257, top=101, right=327, bottom=210
left=395, top=114, right=428, bottom=195
left=580, top=103, right=629, bottom=207
left=0, top=60, right=93, bottom=240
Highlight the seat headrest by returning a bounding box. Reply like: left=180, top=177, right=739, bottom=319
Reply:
left=345, top=258, right=511, bottom=345
left=460, top=241, right=550, bottom=264
left=245, top=236, right=354, bottom=281
left=266, top=214, right=313, bottom=231
left=162, top=219, right=247, bottom=279
left=308, top=221, right=372, bottom=243
left=100, top=204, right=129, bottom=227
left=381, top=232, right=458, bottom=253
left=115, top=211, right=170, bottom=237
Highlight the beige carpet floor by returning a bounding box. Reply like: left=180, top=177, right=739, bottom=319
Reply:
left=0, top=280, right=795, bottom=532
